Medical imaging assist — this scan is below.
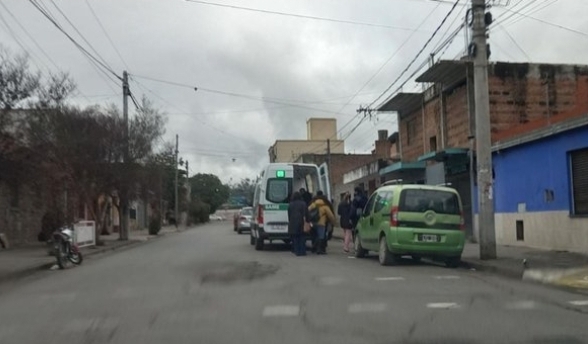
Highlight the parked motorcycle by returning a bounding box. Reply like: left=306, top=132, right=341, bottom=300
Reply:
left=52, top=225, right=83, bottom=269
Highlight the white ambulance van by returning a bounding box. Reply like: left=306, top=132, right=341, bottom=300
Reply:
left=250, top=163, right=331, bottom=250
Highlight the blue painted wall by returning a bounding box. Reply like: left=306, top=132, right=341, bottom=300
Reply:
left=473, top=125, right=588, bottom=214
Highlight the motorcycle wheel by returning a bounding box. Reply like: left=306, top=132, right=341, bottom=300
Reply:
left=68, top=249, right=83, bottom=265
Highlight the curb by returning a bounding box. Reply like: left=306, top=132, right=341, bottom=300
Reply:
left=460, top=259, right=524, bottom=279
left=0, top=261, right=56, bottom=285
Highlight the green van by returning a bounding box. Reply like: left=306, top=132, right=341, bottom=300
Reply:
left=354, top=182, right=465, bottom=267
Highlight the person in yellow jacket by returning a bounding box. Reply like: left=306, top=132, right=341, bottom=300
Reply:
left=308, top=191, right=337, bottom=255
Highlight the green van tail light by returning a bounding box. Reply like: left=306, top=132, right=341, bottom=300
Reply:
left=390, top=206, right=399, bottom=227
left=460, top=211, right=465, bottom=231
left=276, top=170, right=286, bottom=178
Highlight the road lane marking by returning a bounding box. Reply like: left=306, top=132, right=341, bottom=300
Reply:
left=569, top=300, right=588, bottom=306
left=262, top=305, right=300, bottom=317
left=426, top=302, right=460, bottom=309
left=375, top=277, right=405, bottom=281
left=348, top=303, right=388, bottom=314
left=433, top=275, right=460, bottom=280
left=504, top=301, right=537, bottom=310
left=347, top=256, right=356, bottom=259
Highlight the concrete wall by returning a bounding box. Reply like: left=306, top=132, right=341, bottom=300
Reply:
left=269, top=140, right=345, bottom=162
left=306, top=118, right=337, bottom=141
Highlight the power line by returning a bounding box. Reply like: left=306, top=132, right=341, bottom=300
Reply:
left=300, top=2, right=445, bottom=157
left=0, top=1, right=60, bottom=71
left=498, top=24, right=530, bottom=60
left=497, top=2, right=588, bottom=38
left=48, top=0, right=115, bottom=75
left=27, top=0, right=121, bottom=83
left=130, top=73, right=355, bottom=116
left=184, top=0, right=433, bottom=32
left=368, top=0, right=462, bottom=109
left=85, top=0, right=129, bottom=70
left=129, top=76, right=263, bottom=148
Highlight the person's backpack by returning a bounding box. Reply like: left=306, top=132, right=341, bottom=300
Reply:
left=308, top=207, right=320, bottom=223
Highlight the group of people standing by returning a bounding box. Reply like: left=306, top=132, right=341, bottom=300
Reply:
left=288, top=187, right=368, bottom=256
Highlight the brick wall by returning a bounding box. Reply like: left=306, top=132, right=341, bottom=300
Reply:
left=399, top=109, right=424, bottom=162
left=399, top=63, right=588, bottom=161
left=444, top=84, right=470, bottom=148
left=423, top=97, right=441, bottom=152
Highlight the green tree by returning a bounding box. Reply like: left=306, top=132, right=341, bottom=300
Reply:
left=189, top=173, right=230, bottom=214
left=229, top=177, right=258, bottom=206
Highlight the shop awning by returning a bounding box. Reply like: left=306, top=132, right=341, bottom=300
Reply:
left=379, top=161, right=426, bottom=176
left=417, top=148, right=469, bottom=162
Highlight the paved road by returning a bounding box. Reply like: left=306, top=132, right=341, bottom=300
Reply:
left=1, top=221, right=588, bottom=344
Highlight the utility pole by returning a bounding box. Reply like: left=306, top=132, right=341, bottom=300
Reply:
left=174, top=134, right=179, bottom=229
left=470, top=0, right=496, bottom=259
left=326, top=138, right=331, bottom=168
left=120, top=71, right=129, bottom=241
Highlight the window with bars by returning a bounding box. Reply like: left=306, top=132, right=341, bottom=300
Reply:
left=570, top=148, right=588, bottom=215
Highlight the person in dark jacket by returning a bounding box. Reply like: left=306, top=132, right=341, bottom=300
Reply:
left=300, top=188, right=313, bottom=206
left=337, top=192, right=353, bottom=253
left=350, top=187, right=368, bottom=232
left=288, top=191, right=311, bottom=256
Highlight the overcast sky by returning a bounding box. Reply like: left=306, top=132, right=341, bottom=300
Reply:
left=1, top=0, right=587, bottom=184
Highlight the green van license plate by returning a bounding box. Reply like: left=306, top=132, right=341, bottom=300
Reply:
left=418, top=234, right=440, bottom=243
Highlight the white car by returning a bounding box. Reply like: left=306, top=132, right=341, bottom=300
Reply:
left=210, top=214, right=225, bottom=221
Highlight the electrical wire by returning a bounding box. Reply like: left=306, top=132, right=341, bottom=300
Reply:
left=27, top=0, right=121, bottom=82
left=0, top=1, right=60, bottom=71
left=369, top=0, right=462, bottom=109
left=48, top=0, right=115, bottom=76
left=497, top=24, right=530, bottom=60
left=184, top=0, right=432, bottom=32
left=496, top=1, right=588, bottom=38
left=85, top=0, right=129, bottom=70
left=130, top=74, right=354, bottom=116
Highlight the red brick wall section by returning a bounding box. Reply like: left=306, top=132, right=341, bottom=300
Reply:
left=489, top=64, right=588, bottom=140
left=444, top=85, right=470, bottom=148
left=399, top=109, right=425, bottom=162
left=423, top=98, right=441, bottom=152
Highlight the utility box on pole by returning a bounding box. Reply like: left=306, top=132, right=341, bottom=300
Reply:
left=470, top=0, right=496, bottom=259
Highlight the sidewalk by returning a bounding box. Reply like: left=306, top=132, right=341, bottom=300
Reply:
left=331, top=227, right=588, bottom=291
left=0, top=225, right=184, bottom=284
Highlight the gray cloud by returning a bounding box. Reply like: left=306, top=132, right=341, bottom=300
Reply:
left=1, top=0, right=586, bottom=183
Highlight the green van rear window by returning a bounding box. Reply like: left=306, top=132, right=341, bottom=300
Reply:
left=399, top=189, right=460, bottom=215
left=266, top=178, right=292, bottom=204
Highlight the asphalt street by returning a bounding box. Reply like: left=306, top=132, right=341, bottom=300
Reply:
left=1, top=221, right=588, bottom=344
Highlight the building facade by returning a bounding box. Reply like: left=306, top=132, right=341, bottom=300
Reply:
left=269, top=118, right=345, bottom=163
left=472, top=115, right=588, bottom=252
left=377, top=60, right=588, bottom=239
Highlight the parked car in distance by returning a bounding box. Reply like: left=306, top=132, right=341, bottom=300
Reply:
left=210, top=214, right=225, bottom=221
left=354, top=182, right=465, bottom=268
left=235, top=207, right=253, bottom=234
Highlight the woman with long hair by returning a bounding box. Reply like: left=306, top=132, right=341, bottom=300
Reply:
left=338, top=192, right=353, bottom=253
